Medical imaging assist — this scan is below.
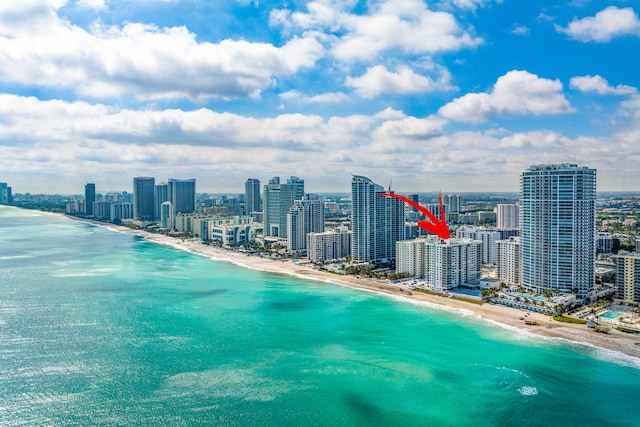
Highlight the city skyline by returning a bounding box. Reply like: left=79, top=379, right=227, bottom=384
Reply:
left=1, top=1, right=639, bottom=193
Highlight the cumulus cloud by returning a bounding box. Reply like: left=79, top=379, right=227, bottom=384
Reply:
left=76, top=0, right=106, bottom=10
left=570, top=75, right=636, bottom=96
left=438, top=70, right=573, bottom=123
left=555, top=6, right=640, bottom=42
left=1, top=94, right=638, bottom=193
left=345, top=65, right=454, bottom=98
left=444, top=0, right=503, bottom=12
left=511, top=24, right=529, bottom=36
left=279, top=91, right=350, bottom=104
left=0, top=1, right=324, bottom=101
left=270, top=0, right=482, bottom=62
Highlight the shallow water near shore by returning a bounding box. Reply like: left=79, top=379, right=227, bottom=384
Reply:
left=1, top=206, right=639, bottom=426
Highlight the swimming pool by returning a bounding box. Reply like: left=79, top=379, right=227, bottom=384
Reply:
left=599, top=311, right=623, bottom=319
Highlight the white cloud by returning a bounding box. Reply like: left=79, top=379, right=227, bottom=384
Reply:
left=511, top=24, right=529, bottom=36
left=555, top=6, right=640, bottom=42
left=345, top=65, right=453, bottom=98
left=76, top=0, right=106, bottom=10
left=1, top=94, right=638, bottom=193
left=438, top=70, right=573, bottom=123
left=443, top=0, right=503, bottom=12
left=0, top=1, right=324, bottom=101
left=270, top=0, right=482, bottom=62
left=569, top=75, right=636, bottom=96
left=279, top=90, right=350, bottom=104
left=308, top=92, right=350, bottom=103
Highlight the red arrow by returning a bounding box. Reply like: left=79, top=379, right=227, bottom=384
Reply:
left=380, top=191, right=451, bottom=240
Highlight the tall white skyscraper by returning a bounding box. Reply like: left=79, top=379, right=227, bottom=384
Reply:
left=351, top=175, right=405, bottom=265
left=263, top=176, right=304, bottom=238
left=245, top=178, right=261, bottom=215
left=287, top=194, right=324, bottom=253
left=160, top=201, right=174, bottom=229
left=133, top=177, right=155, bottom=221
left=396, top=237, right=482, bottom=290
left=520, top=164, right=596, bottom=297
left=496, top=236, right=521, bottom=285
left=496, top=204, right=519, bottom=229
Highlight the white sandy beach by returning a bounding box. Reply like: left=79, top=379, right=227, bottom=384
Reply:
left=70, top=215, right=640, bottom=361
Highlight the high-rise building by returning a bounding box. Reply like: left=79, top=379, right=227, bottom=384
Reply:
left=456, top=226, right=500, bottom=265
left=520, top=164, right=596, bottom=297
left=245, top=178, right=261, bottom=216
left=84, top=183, right=95, bottom=216
left=496, top=204, right=519, bottom=229
left=154, top=182, right=169, bottom=221
left=444, top=194, right=461, bottom=213
left=396, top=237, right=482, bottom=290
left=307, top=229, right=352, bottom=262
left=160, top=201, right=174, bottom=229
left=168, top=178, right=196, bottom=216
left=351, top=175, right=405, bottom=265
left=596, top=233, right=613, bottom=254
left=287, top=194, right=325, bottom=253
left=496, top=236, right=521, bottom=285
left=133, top=177, right=155, bottom=221
left=614, top=253, right=640, bottom=303
left=0, top=182, right=12, bottom=205
left=263, top=176, right=304, bottom=238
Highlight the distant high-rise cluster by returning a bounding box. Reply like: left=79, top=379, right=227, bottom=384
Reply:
left=351, top=175, right=405, bottom=265
left=0, top=182, right=12, bottom=205
left=263, top=176, right=304, bottom=238
left=520, top=164, right=596, bottom=298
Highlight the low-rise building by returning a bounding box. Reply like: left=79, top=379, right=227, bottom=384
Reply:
left=307, top=229, right=351, bottom=262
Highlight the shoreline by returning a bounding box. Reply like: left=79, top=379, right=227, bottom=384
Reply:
left=64, top=214, right=640, bottom=362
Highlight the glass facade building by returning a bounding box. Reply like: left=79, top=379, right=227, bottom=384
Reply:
left=520, top=164, right=596, bottom=298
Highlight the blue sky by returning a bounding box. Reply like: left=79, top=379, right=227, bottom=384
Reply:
left=1, top=0, right=640, bottom=194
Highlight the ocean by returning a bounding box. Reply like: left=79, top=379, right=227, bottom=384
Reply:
left=1, top=206, right=639, bottom=426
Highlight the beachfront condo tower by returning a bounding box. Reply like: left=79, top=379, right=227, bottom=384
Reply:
left=351, top=175, right=405, bottom=266
left=84, top=183, right=95, bottom=216
left=287, top=193, right=325, bottom=254
left=168, top=178, right=196, bottom=217
left=133, top=177, right=155, bottom=222
left=520, top=164, right=596, bottom=298
left=263, top=176, right=304, bottom=238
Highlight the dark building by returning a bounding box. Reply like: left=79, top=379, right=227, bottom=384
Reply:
left=168, top=178, right=196, bottom=215
left=133, top=177, right=155, bottom=221
left=85, top=183, right=95, bottom=216
left=154, top=182, right=169, bottom=221
left=245, top=178, right=261, bottom=216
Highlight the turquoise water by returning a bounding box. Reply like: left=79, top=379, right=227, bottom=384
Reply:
left=1, top=206, right=640, bottom=426
left=600, top=311, right=623, bottom=319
